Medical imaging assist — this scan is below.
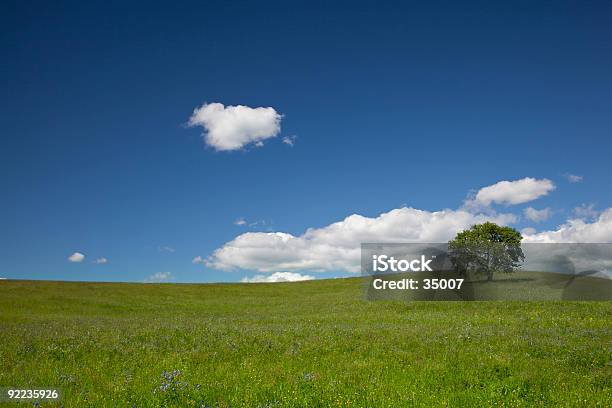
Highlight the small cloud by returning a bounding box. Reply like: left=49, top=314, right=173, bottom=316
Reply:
left=565, top=174, right=583, bottom=183
left=0, top=277, right=7, bottom=280
left=192, top=256, right=206, bottom=264
left=158, top=246, right=175, bottom=253
left=241, top=272, right=315, bottom=283
left=573, top=203, right=599, bottom=220
left=144, top=272, right=174, bottom=283
left=93, top=257, right=108, bottom=264
left=521, top=227, right=537, bottom=236
left=68, top=252, right=85, bottom=263
left=187, top=102, right=282, bottom=151
left=282, top=135, right=297, bottom=147
left=466, top=177, right=555, bottom=207
left=234, top=217, right=270, bottom=229
left=523, top=207, right=552, bottom=222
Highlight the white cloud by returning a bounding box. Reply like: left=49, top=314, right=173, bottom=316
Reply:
left=207, top=177, right=612, bottom=275
left=282, top=135, right=297, bottom=147
left=93, top=257, right=108, bottom=264
left=68, top=252, right=85, bottom=263
left=234, top=217, right=270, bottom=228
left=573, top=203, right=599, bottom=220
left=241, top=272, right=315, bottom=283
left=187, top=102, right=282, bottom=151
left=249, top=219, right=268, bottom=228
left=207, top=207, right=516, bottom=274
left=144, top=272, right=174, bottom=283
left=523, top=208, right=612, bottom=243
left=192, top=256, right=205, bottom=264
left=470, top=178, right=555, bottom=206
left=158, top=246, right=175, bottom=253
left=565, top=174, right=583, bottom=183
left=523, top=207, right=552, bottom=222
left=521, top=227, right=537, bottom=236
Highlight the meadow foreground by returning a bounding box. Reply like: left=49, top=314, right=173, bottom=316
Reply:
left=0, top=278, right=610, bottom=407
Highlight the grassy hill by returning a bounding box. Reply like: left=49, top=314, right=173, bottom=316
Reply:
left=0, top=276, right=610, bottom=407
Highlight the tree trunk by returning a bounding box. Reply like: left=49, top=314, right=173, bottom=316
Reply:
left=486, top=247, right=493, bottom=281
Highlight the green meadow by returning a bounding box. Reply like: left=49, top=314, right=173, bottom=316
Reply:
left=0, top=276, right=610, bottom=407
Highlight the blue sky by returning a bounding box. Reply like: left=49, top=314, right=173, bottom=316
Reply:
left=1, top=0, right=611, bottom=282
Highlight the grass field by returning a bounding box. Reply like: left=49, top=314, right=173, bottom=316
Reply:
left=0, top=276, right=611, bottom=407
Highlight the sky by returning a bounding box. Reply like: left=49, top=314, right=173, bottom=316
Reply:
left=1, top=0, right=612, bottom=283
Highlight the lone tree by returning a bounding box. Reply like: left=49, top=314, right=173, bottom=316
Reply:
left=448, top=222, right=524, bottom=281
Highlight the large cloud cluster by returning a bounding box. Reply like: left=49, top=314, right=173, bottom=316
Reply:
left=205, top=176, right=611, bottom=277
left=207, top=207, right=516, bottom=273
left=523, top=208, right=612, bottom=243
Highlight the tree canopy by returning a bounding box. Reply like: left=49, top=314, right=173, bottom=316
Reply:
left=448, top=222, right=524, bottom=281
